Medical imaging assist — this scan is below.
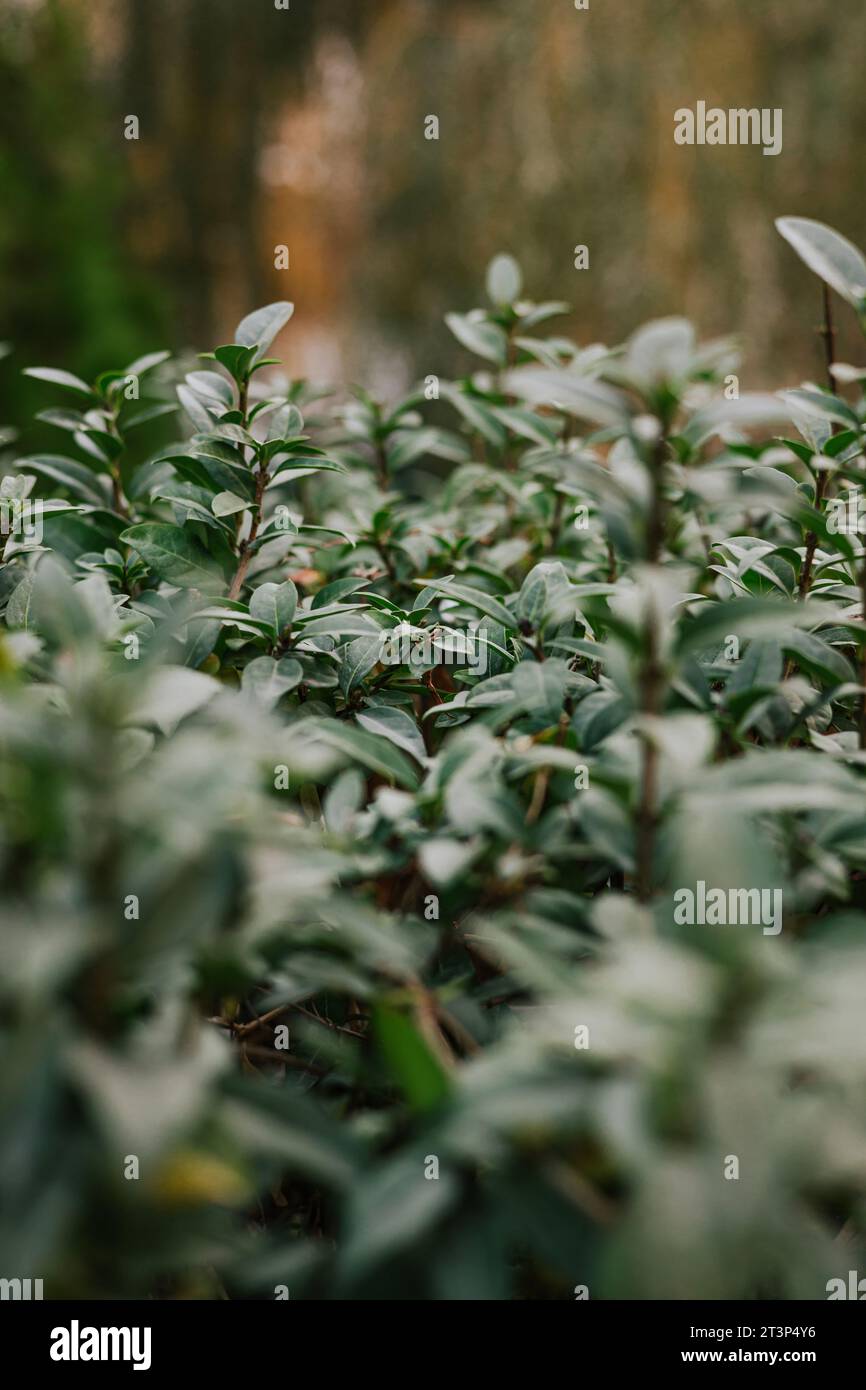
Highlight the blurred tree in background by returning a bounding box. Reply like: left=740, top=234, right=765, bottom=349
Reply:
left=2, top=0, right=866, bottom=416
left=0, top=0, right=168, bottom=417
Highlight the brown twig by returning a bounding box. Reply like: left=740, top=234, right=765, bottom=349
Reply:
left=635, top=621, right=662, bottom=903
left=542, top=1158, right=616, bottom=1226
left=820, top=282, right=837, bottom=394
left=241, top=1043, right=329, bottom=1077
left=859, top=564, right=866, bottom=749
left=525, top=710, right=570, bottom=826
left=233, top=1003, right=292, bottom=1038
left=635, top=428, right=668, bottom=902
left=227, top=463, right=267, bottom=600
left=797, top=285, right=839, bottom=602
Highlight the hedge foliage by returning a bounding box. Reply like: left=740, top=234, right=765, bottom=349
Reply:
left=2, top=218, right=866, bottom=1300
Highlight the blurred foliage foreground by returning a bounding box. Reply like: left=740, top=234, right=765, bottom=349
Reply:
left=2, top=220, right=866, bottom=1301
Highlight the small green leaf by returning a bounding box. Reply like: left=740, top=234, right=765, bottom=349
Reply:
left=124, top=349, right=171, bottom=378
left=240, top=655, right=303, bottom=707
left=444, top=313, right=508, bottom=365
left=305, top=719, right=420, bottom=789
left=19, top=454, right=107, bottom=506
left=121, top=523, right=223, bottom=589
left=177, top=383, right=217, bottom=432
left=249, top=580, right=298, bottom=635
left=413, top=577, right=515, bottom=629
left=234, top=302, right=294, bottom=359
left=265, top=402, right=304, bottom=442
left=356, top=705, right=427, bottom=764
left=776, top=216, right=866, bottom=309
left=23, top=366, right=95, bottom=397
left=339, top=634, right=383, bottom=698
left=186, top=370, right=235, bottom=408
left=373, top=1002, right=452, bottom=1114
left=486, top=253, right=522, bottom=306
left=130, top=667, right=220, bottom=735
left=213, top=344, right=258, bottom=381
left=211, top=491, right=250, bottom=517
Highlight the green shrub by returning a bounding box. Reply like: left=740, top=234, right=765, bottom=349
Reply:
left=2, top=220, right=866, bottom=1300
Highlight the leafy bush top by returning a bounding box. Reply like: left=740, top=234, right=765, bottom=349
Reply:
left=2, top=220, right=866, bottom=1299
